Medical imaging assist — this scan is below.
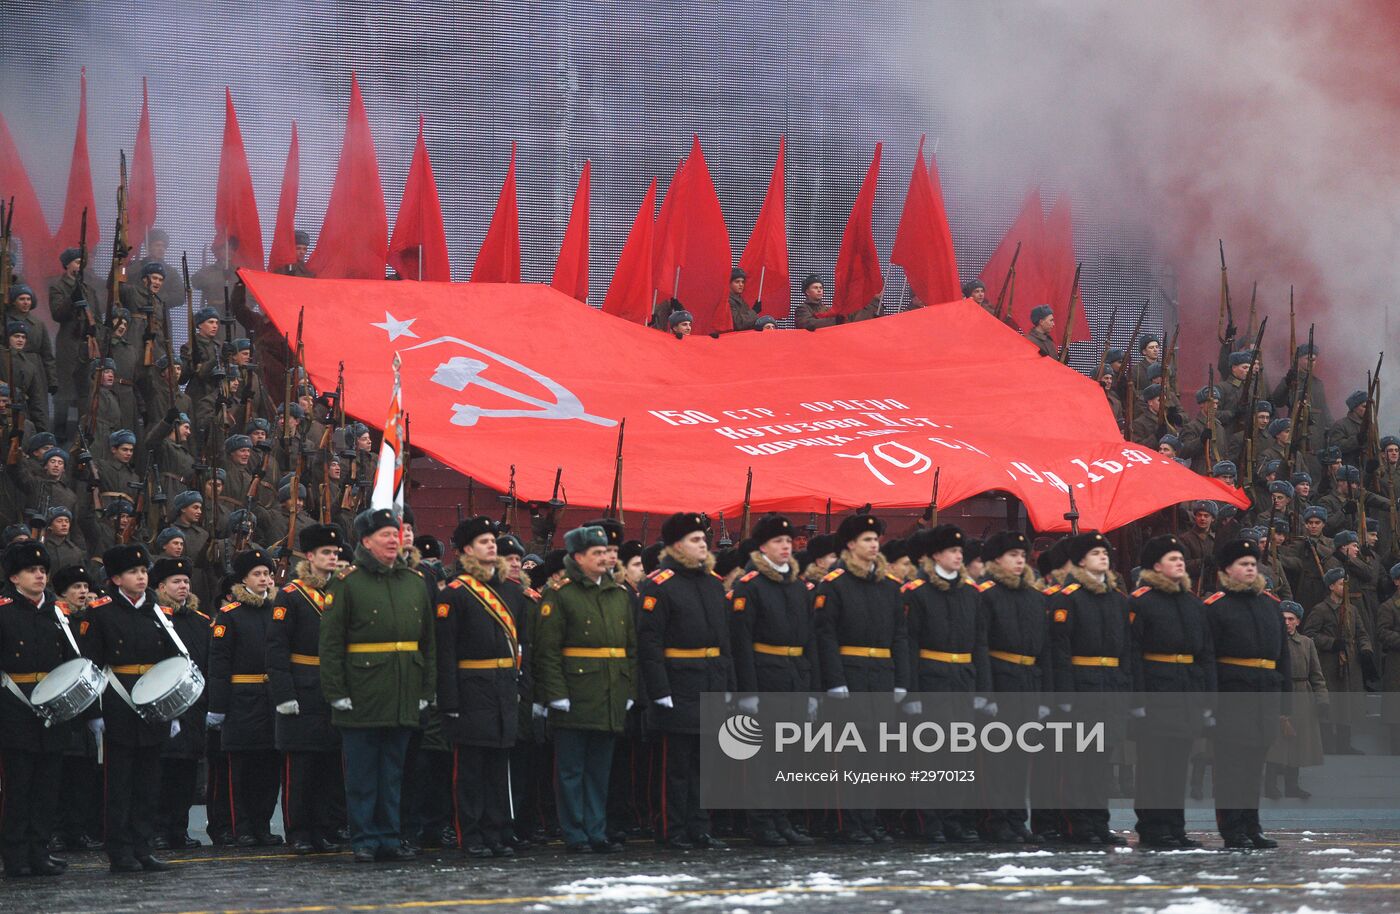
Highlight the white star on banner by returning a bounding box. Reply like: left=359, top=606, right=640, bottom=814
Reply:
left=371, top=312, right=419, bottom=341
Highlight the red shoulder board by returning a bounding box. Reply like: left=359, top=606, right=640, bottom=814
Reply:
left=1132, top=586, right=1150, bottom=598
left=1263, top=590, right=1281, bottom=602
left=1061, top=583, right=1080, bottom=595
left=822, top=569, right=844, bottom=582
left=220, top=602, right=239, bottom=613
left=901, top=579, right=925, bottom=593
left=649, top=569, right=674, bottom=584
left=1204, top=592, right=1224, bottom=605
left=57, top=600, right=72, bottom=616
left=977, top=581, right=995, bottom=592
left=448, top=579, right=464, bottom=589
left=524, top=587, right=541, bottom=601
left=740, top=570, right=759, bottom=583
left=1041, top=585, right=1061, bottom=596
left=193, top=609, right=212, bottom=623
left=88, top=595, right=112, bottom=608
left=885, top=573, right=904, bottom=583
left=0, top=596, right=12, bottom=606
left=282, top=584, right=297, bottom=593
left=1129, top=611, right=1137, bottom=624
left=711, top=571, right=723, bottom=580
left=805, top=581, right=815, bottom=591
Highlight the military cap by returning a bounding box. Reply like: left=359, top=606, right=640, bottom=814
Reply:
left=1346, top=390, right=1368, bottom=411
left=982, top=530, right=1029, bottom=562
left=3, top=540, right=49, bottom=577
left=246, top=418, right=272, bottom=435
left=147, top=228, right=169, bottom=244
left=150, top=556, right=193, bottom=586
left=1290, top=471, right=1312, bottom=486
left=661, top=512, right=710, bottom=545
left=451, top=516, right=497, bottom=550
left=1266, top=418, right=1291, bottom=439
left=879, top=537, right=909, bottom=564
left=1381, top=435, right=1400, bottom=450
left=299, top=523, right=343, bottom=553
left=1139, top=534, right=1184, bottom=569
left=102, top=543, right=149, bottom=577
left=1323, top=567, right=1346, bottom=587
left=1159, top=434, right=1182, bottom=453
left=1142, top=383, right=1163, bottom=401
left=962, top=279, right=986, bottom=296
left=224, top=434, right=254, bottom=454
left=278, top=483, right=307, bottom=503
left=40, top=447, right=69, bottom=466
left=1105, top=347, right=1124, bottom=364
left=155, top=527, right=185, bottom=549
left=1030, top=304, right=1053, bottom=325
left=1296, top=342, right=1318, bottom=357
left=194, top=306, right=219, bottom=324
left=836, top=513, right=884, bottom=546
left=1279, top=600, right=1304, bottom=618
left=640, top=543, right=664, bottom=574
left=108, top=429, right=137, bottom=448
left=1268, top=480, right=1295, bottom=498
left=417, top=534, right=444, bottom=561
left=1211, top=460, right=1236, bottom=477
left=714, top=547, right=748, bottom=578
left=802, top=274, right=822, bottom=291
left=60, top=247, right=81, bottom=267
left=582, top=518, right=624, bottom=547
left=1035, top=536, right=1071, bottom=577
left=140, top=261, right=166, bottom=279
left=730, top=267, right=747, bottom=281
left=294, top=229, right=311, bottom=245
left=1228, top=350, right=1254, bottom=367
left=1068, top=531, right=1111, bottom=564
left=493, top=533, right=524, bottom=558
left=1196, top=385, right=1221, bottom=404
left=1259, top=458, right=1283, bottom=478
left=1367, top=518, right=1380, bottom=533
left=104, top=498, right=136, bottom=518
left=354, top=507, right=398, bottom=540
left=1214, top=537, right=1260, bottom=569
left=232, top=337, right=253, bottom=352
left=1318, top=446, right=1342, bottom=464
left=668, top=309, right=693, bottom=328
left=1341, top=465, right=1361, bottom=484
left=24, top=432, right=57, bottom=453
left=90, top=356, right=117, bottom=376
left=232, top=548, right=273, bottom=581
left=1254, top=400, right=1274, bottom=416
left=111, top=307, right=131, bottom=323
left=1302, top=505, right=1328, bottom=523
left=1390, top=562, right=1400, bottom=581
left=44, top=506, right=73, bottom=524
left=52, top=564, right=94, bottom=593
left=750, top=514, right=795, bottom=545
left=806, top=534, right=837, bottom=560
left=172, top=490, right=202, bottom=513
left=755, top=315, right=778, bottom=330
left=8, top=284, right=33, bottom=304
left=564, top=525, right=608, bottom=553
left=1333, top=530, right=1359, bottom=548
left=1190, top=500, right=1218, bottom=516
left=618, top=539, right=644, bottom=566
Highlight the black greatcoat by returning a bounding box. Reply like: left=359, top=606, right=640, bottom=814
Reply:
left=638, top=553, right=736, bottom=734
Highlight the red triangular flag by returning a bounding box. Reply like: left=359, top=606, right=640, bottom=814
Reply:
left=737, top=137, right=789, bottom=315
left=213, top=87, right=264, bottom=270
left=471, top=142, right=521, bottom=283
left=306, top=74, right=387, bottom=279
left=387, top=117, right=451, bottom=282
left=832, top=143, right=883, bottom=317
left=128, top=78, right=158, bottom=253
left=979, top=188, right=1045, bottom=329
left=601, top=178, right=657, bottom=324
left=0, top=110, right=55, bottom=279
left=891, top=136, right=959, bottom=307
left=1040, top=194, right=1089, bottom=343
left=551, top=161, right=590, bottom=302
left=670, top=137, right=732, bottom=334
left=266, top=122, right=301, bottom=272
left=651, top=155, right=691, bottom=300
left=53, top=68, right=100, bottom=256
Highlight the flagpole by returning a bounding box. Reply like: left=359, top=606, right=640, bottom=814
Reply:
left=757, top=266, right=766, bottom=308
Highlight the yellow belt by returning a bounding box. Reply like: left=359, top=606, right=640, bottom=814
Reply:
left=1144, top=652, right=1195, bottom=664
left=919, top=649, right=972, bottom=664
left=989, top=650, right=1036, bottom=666
left=753, top=643, right=804, bottom=657
left=290, top=653, right=320, bottom=666
left=111, top=664, right=155, bottom=675
left=562, top=647, right=627, bottom=659
left=1218, top=656, right=1276, bottom=670
left=347, top=641, right=419, bottom=653
left=458, top=658, right=515, bottom=670
left=231, top=674, right=269, bottom=684
left=840, top=646, right=891, bottom=659
left=1071, top=656, right=1120, bottom=667
left=6, top=672, right=45, bottom=684
left=664, top=647, right=720, bottom=659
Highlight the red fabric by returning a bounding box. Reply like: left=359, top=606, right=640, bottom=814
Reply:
left=1040, top=194, right=1090, bottom=343
left=891, top=136, right=960, bottom=307
left=387, top=117, right=451, bottom=282
left=266, top=122, right=300, bottom=273
left=550, top=161, right=590, bottom=302
left=53, top=69, right=100, bottom=256
left=832, top=143, right=883, bottom=317
left=0, top=110, right=54, bottom=279
left=213, top=87, right=264, bottom=270
left=470, top=142, right=521, bottom=283
left=305, top=74, right=387, bottom=279
left=978, top=188, right=1047, bottom=329
left=601, top=177, right=657, bottom=324
left=242, top=272, right=1249, bottom=531
left=650, top=136, right=731, bottom=334
left=128, top=78, right=158, bottom=253
left=651, top=155, right=689, bottom=301
left=737, top=137, right=789, bottom=312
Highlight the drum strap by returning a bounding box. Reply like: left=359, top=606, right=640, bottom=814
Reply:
left=0, top=673, right=33, bottom=709
left=103, top=667, right=139, bottom=712
left=149, top=603, right=191, bottom=658
left=51, top=603, right=82, bottom=658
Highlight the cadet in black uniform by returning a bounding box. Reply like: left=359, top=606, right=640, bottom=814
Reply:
left=436, top=516, right=522, bottom=858
left=207, top=548, right=283, bottom=847
left=151, top=556, right=212, bottom=850
left=638, top=512, right=735, bottom=850
left=267, top=524, right=345, bottom=854
left=976, top=531, right=1051, bottom=844
left=1046, top=531, right=1136, bottom=845
left=50, top=565, right=104, bottom=853
left=0, top=541, right=78, bottom=877
left=1129, top=535, right=1217, bottom=848
left=1204, top=537, right=1291, bottom=849
left=728, top=513, right=819, bottom=847
left=814, top=513, right=910, bottom=845
left=902, top=524, right=990, bottom=844
left=82, top=543, right=180, bottom=873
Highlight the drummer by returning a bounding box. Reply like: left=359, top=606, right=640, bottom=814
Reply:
left=206, top=548, right=284, bottom=848
left=0, top=541, right=75, bottom=878
left=80, top=543, right=182, bottom=874
left=152, top=557, right=213, bottom=851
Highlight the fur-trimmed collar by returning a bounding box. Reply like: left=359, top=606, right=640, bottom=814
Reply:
left=232, top=583, right=272, bottom=606
left=802, top=563, right=829, bottom=584
left=840, top=549, right=889, bottom=581
left=985, top=561, right=1037, bottom=590
left=1138, top=568, right=1191, bottom=594
left=1216, top=571, right=1266, bottom=594
left=402, top=544, right=423, bottom=569
left=662, top=546, right=717, bottom=574
left=750, top=550, right=797, bottom=583
left=1067, top=564, right=1121, bottom=595
left=917, top=556, right=974, bottom=591
left=457, top=552, right=508, bottom=584
left=294, top=560, right=330, bottom=591
left=157, top=591, right=200, bottom=613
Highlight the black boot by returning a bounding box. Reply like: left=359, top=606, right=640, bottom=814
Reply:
left=1262, top=762, right=1283, bottom=800
left=1283, top=766, right=1311, bottom=799
left=1188, top=754, right=1207, bottom=801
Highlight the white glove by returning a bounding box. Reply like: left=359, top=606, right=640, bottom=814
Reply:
left=1057, top=703, right=1072, bottom=713
left=827, top=685, right=850, bottom=699
left=532, top=702, right=547, bottom=719
left=419, top=699, right=429, bottom=711
left=205, top=712, right=226, bottom=728
left=169, top=720, right=181, bottom=738
left=902, top=700, right=923, bottom=716
left=654, top=695, right=674, bottom=709
left=973, top=696, right=988, bottom=711
left=724, top=691, right=733, bottom=703
left=625, top=698, right=634, bottom=711
left=276, top=700, right=300, bottom=715
left=331, top=698, right=353, bottom=711
left=444, top=711, right=460, bottom=718
left=892, top=687, right=908, bottom=702
left=982, top=701, right=999, bottom=717
left=548, top=698, right=571, bottom=713
left=806, top=697, right=819, bottom=719
left=1130, top=707, right=1147, bottom=719
left=1203, top=709, right=1216, bottom=728
left=88, top=717, right=105, bottom=738
left=1037, top=705, right=1052, bottom=720
left=737, top=695, right=760, bottom=715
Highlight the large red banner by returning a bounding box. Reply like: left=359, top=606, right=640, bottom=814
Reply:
left=241, top=272, right=1248, bottom=532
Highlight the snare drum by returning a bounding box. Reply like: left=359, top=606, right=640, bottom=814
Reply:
left=131, top=656, right=206, bottom=724
left=27, top=658, right=105, bottom=724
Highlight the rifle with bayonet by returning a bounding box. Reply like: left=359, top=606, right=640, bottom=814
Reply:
left=606, top=418, right=626, bottom=523
left=992, top=242, right=1021, bottom=324
left=499, top=464, right=518, bottom=532
left=1230, top=315, right=1268, bottom=488
left=1095, top=304, right=1119, bottom=381
left=1057, top=262, right=1082, bottom=365
left=0, top=197, right=16, bottom=464
left=1284, top=323, right=1317, bottom=475
left=927, top=466, right=941, bottom=526
left=716, top=512, right=733, bottom=549
left=1217, top=239, right=1233, bottom=344
left=75, top=207, right=100, bottom=362
left=740, top=467, right=753, bottom=539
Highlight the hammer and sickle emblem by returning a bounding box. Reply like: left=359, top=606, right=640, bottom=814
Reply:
left=407, top=335, right=618, bottom=428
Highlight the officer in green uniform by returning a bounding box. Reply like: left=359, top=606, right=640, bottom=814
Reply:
left=532, top=525, right=637, bottom=853
left=319, top=507, right=436, bottom=863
